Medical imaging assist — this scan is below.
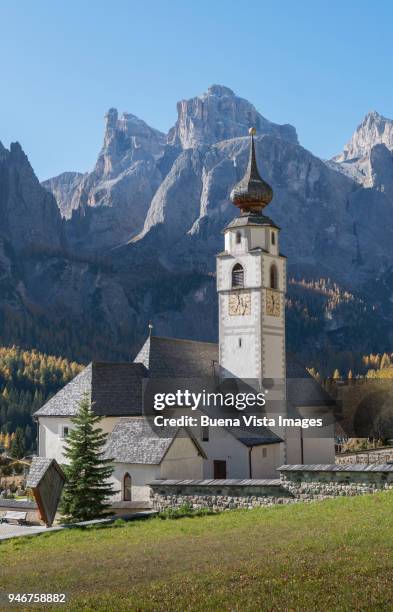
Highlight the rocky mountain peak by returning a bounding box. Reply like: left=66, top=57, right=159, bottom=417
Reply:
left=0, top=141, right=62, bottom=251
left=98, top=108, right=166, bottom=177
left=334, top=110, right=393, bottom=162
left=167, top=84, right=298, bottom=149
left=205, top=84, right=235, bottom=97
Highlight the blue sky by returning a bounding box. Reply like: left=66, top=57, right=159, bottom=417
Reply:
left=1, top=0, right=393, bottom=180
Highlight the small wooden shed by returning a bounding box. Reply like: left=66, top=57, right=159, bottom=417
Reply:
left=26, top=457, right=66, bottom=527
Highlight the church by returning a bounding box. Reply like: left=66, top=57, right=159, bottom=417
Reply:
left=34, top=129, right=335, bottom=504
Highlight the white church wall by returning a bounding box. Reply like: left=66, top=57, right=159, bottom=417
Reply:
left=285, top=431, right=303, bottom=464
left=160, top=435, right=204, bottom=480
left=38, top=415, right=120, bottom=464
left=303, top=431, right=335, bottom=464
left=251, top=444, right=282, bottom=479
left=262, top=333, right=286, bottom=380
left=285, top=424, right=336, bottom=464
left=38, top=417, right=74, bottom=463
left=261, top=253, right=286, bottom=293
left=110, top=463, right=159, bottom=502
left=199, top=426, right=250, bottom=479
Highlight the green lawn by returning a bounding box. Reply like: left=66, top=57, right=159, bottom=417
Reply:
left=1, top=493, right=393, bottom=610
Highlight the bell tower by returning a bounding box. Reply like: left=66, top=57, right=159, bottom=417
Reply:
left=217, top=128, right=286, bottom=386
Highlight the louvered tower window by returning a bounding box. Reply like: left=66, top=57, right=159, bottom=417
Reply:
left=270, top=264, right=278, bottom=289
left=232, top=263, right=244, bottom=288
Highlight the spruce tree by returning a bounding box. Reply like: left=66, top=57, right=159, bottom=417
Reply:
left=10, top=427, right=25, bottom=459
left=60, top=393, right=116, bottom=523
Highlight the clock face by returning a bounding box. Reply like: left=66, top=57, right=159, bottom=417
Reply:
left=228, top=291, right=251, bottom=316
left=266, top=289, right=280, bottom=317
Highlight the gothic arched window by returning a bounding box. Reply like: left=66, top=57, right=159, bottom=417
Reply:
left=232, top=263, right=244, bottom=288
left=270, top=264, right=278, bottom=289
left=123, top=473, right=132, bottom=502
left=271, top=231, right=276, bottom=246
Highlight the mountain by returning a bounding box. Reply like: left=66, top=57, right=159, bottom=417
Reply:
left=47, top=85, right=299, bottom=250
left=329, top=111, right=393, bottom=189
left=167, top=84, right=298, bottom=148
left=334, top=111, right=393, bottom=162
left=0, top=85, right=392, bottom=373
left=42, top=171, right=85, bottom=219
left=0, top=141, right=62, bottom=252
left=55, top=109, right=167, bottom=250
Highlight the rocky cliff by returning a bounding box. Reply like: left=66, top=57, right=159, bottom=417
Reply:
left=2, top=85, right=393, bottom=370
left=330, top=111, right=393, bottom=189
left=167, top=84, right=298, bottom=148
left=334, top=111, right=393, bottom=162
left=0, top=141, right=62, bottom=252
left=42, top=171, right=85, bottom=219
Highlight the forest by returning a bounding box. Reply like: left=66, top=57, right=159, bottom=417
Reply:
left=0, top=346, right=82, bottom=454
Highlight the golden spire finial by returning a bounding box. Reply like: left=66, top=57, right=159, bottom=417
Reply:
left=248, top=127, right=256, bottom=136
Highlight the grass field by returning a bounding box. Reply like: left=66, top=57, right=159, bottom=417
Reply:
left=1, top=493, right=393, bottom=611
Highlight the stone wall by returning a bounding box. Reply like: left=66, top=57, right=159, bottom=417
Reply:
left=279, top=464, right=393, bottom=500
left=150, top=479, right=294, bottom=511
left=150, top=465, right=393, bottom=511
left=336, top=450, right=393, bottom=465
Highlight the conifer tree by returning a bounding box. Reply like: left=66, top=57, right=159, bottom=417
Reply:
left=10, top=427, right=25, bottom=459
left=60, top=394, right=116, bottom=523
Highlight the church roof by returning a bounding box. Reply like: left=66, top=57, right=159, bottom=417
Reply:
left=34, top=362, right=147, bottom=417
left=34, top=337, right=334, bottom=430
left=103, top=418, right=176, bottom=464
left=103, top=418, right=206, bottom=464
left=134, top=335, right=218, bottom=378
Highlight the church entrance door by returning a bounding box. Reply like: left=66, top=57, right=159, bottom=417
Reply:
left=213, top=460, right=227, bottom=479
left=123, top=473, right=132, bottom=501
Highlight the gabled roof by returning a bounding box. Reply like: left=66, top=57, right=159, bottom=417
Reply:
left=92, top=362, right=147, bottom=416
left=34, top=362, right=147, bottom=417
left=103, top=418, right=205, bottom=464
left=134, top=335, right=218, bottom=378
left=34, top=365, right=92, bottom=417
left=26, top=456, right=65, bottom=488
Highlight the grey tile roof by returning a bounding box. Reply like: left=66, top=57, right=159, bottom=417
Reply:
left=26, top=456, right=65, bottom=488
left=103, top=418, right=177, bottom=464
left=34, top=363, right=147, bottom=418
left=34, top=365, right=92, bottom=417
left=134, top=336, right=218, bottom=378
left=91, top=363, right=147, bottom=417
left=278, top=463, right=393, bottom=473
left=149, top=479, right=282, bottom=486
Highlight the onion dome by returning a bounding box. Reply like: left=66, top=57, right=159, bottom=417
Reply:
left=230, top=128, right=273, bottom=212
